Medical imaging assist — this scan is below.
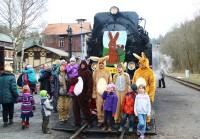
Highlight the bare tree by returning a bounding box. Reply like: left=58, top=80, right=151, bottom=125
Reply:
left=0, top=0, right=47, bottom=72
left=159, top=14, right=200, bottom=73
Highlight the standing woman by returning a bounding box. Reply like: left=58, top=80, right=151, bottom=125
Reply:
left=57, top=62, right=71, bottom=123
left=0, top=64, right=19, bottom=127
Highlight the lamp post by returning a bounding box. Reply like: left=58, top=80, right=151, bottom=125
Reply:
left=76, top=18, right=86, bottom=59
left=67, top=25, right=72, bottom=58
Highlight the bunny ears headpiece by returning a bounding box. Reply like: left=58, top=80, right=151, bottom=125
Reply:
left=133, top=52, right=149, bottom=68
left=89, top=56, right=109, bottom=70
left=89, top=56, right=109, bottom=62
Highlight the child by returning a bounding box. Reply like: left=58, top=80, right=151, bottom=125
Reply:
left=134, top=80, right=151, bottom=139
left=118, top=84, right=137, bottom=132
left=40, top=90, right=53, bottom=134
left=102, top=83, right=118, bottom=131
left=18, top=85, right=35, bottom=129
left=65, top=57, right=79, bottom=95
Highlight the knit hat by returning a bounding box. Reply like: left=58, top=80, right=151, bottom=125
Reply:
left=22, top=85, right=30, bottom=92
left=70, top=57, right=76, bottom=62
left=131, top=84, right=137, bottom=91
left=4, top=64, right=13, bottom=72
left=39, top=90, right=48, bottom=97
left=107, top=83, right=116, bottom=90
left=60, top=59, right=66, bottom=65
left=136, top=77, right=146, bottom=88
left=26, top=64, right=32, bottom=69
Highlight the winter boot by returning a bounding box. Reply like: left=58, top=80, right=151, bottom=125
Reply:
left=3, top=122, right=8, bottom=127
left=25, top=121, right=30, bottom=128
left=21, top=121, right=26, bottom=129
left=8, top=119, right=13, bottom=125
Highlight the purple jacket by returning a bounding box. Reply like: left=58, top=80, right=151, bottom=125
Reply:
left=65, top=64, right=79, bottom=78
left=102, top=91, right=118, bottom=114
left=18, top=92, right=35, bottom=114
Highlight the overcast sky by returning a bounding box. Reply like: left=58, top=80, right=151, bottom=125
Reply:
left=45, top=0, right=200, bottom=38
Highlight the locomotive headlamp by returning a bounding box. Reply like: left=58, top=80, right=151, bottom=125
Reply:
left=110, top=6, right=119, bottom=15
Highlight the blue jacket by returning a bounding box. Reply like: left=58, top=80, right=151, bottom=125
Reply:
left=102, top=91, right=118, bottom=114
left=0, top=72, right=19, bottom=104
left=23, top=68, right=37, bottom=84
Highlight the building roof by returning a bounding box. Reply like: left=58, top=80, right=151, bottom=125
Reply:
left=0, top=33, right=12, bottom=43
left=42, top=45, right=69, bottom=57
left=42, top=22, right=92, bottom=35
left=18, top=45, right=69, bottom=57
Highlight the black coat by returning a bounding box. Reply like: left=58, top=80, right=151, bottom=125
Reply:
left=38, top=69, right=52, bottom=95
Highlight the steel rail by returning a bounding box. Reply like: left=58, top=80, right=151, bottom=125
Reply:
left=69, top=123, right=88, bottom=139
left=167, top=75, right=200, bottom=91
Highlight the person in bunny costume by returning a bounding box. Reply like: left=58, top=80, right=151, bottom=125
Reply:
left=113, top=63, right=130, bottom=123
left=90, top=56, right=112, bottom=127
left=72, top=60, right=93, bottom=127
left=132, top=52, right=156, bottom=129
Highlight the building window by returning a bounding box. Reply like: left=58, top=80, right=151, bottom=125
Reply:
left=46, top=52, right=52, bottom=58
left=24, top=53, right=28, bottom=60
left=59, top=37, right=64, bottom=47
left=34, top=51, right=40, bottom=59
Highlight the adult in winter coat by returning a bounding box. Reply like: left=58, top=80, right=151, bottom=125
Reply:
left=57, top=63, right=72, bottom=123
left=72, top=60, right=93, bottom=127
left=22, top=65, right=37, bottom=94
left=158, top=68, right=166, bottom=88
left=50, top=61, right=60, bottom=112
left=0, top=65, right=19, bottom=127
left=38, top=67, right=52, bottom=97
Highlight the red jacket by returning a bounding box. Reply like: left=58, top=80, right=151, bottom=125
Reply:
left=122, top=91, right=136, bottom=115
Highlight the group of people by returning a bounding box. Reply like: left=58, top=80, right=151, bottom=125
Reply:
left=91, top=52, right=155, bottom=139
left=0, top=51, right=156, bottom=139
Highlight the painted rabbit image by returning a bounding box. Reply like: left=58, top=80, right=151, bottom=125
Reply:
left=108, top=31, right=119, bottom=64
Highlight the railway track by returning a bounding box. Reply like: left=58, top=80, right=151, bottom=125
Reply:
left=167, top=75, right=200, bottom=91
left=68, top=117, right=156, bottom=139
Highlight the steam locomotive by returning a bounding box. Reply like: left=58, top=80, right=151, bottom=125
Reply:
left=87, top=6, right=152, bottom=74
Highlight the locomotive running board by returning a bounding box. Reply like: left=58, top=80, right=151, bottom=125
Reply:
left=52, top=118, right=156, bottom=135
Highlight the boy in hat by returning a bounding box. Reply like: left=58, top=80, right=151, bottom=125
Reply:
left=40, top=90, right=53, bottom=134
left=118, top=84, right=137, bottom=132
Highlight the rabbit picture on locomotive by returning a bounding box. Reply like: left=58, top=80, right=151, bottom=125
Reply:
left=103, top=31, right=127, bottom=65
left=87, top=6, right=152, bottom=75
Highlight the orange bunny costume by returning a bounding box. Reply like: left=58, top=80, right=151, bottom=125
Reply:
left=132, top=52, right=155, bottom=123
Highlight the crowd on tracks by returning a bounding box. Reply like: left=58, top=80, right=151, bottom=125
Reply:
left=0, top=52, right=157, bottom=139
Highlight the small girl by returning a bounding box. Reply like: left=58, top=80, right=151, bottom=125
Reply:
left=134, top=80, right=151, bottom=139
left=65, top=57, right=79, bottom=95
left=18, top=85, right=35, bottom=129
left=118, top=84, right=137, bottom=132
left=102, top=83, right=118, bottom=131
